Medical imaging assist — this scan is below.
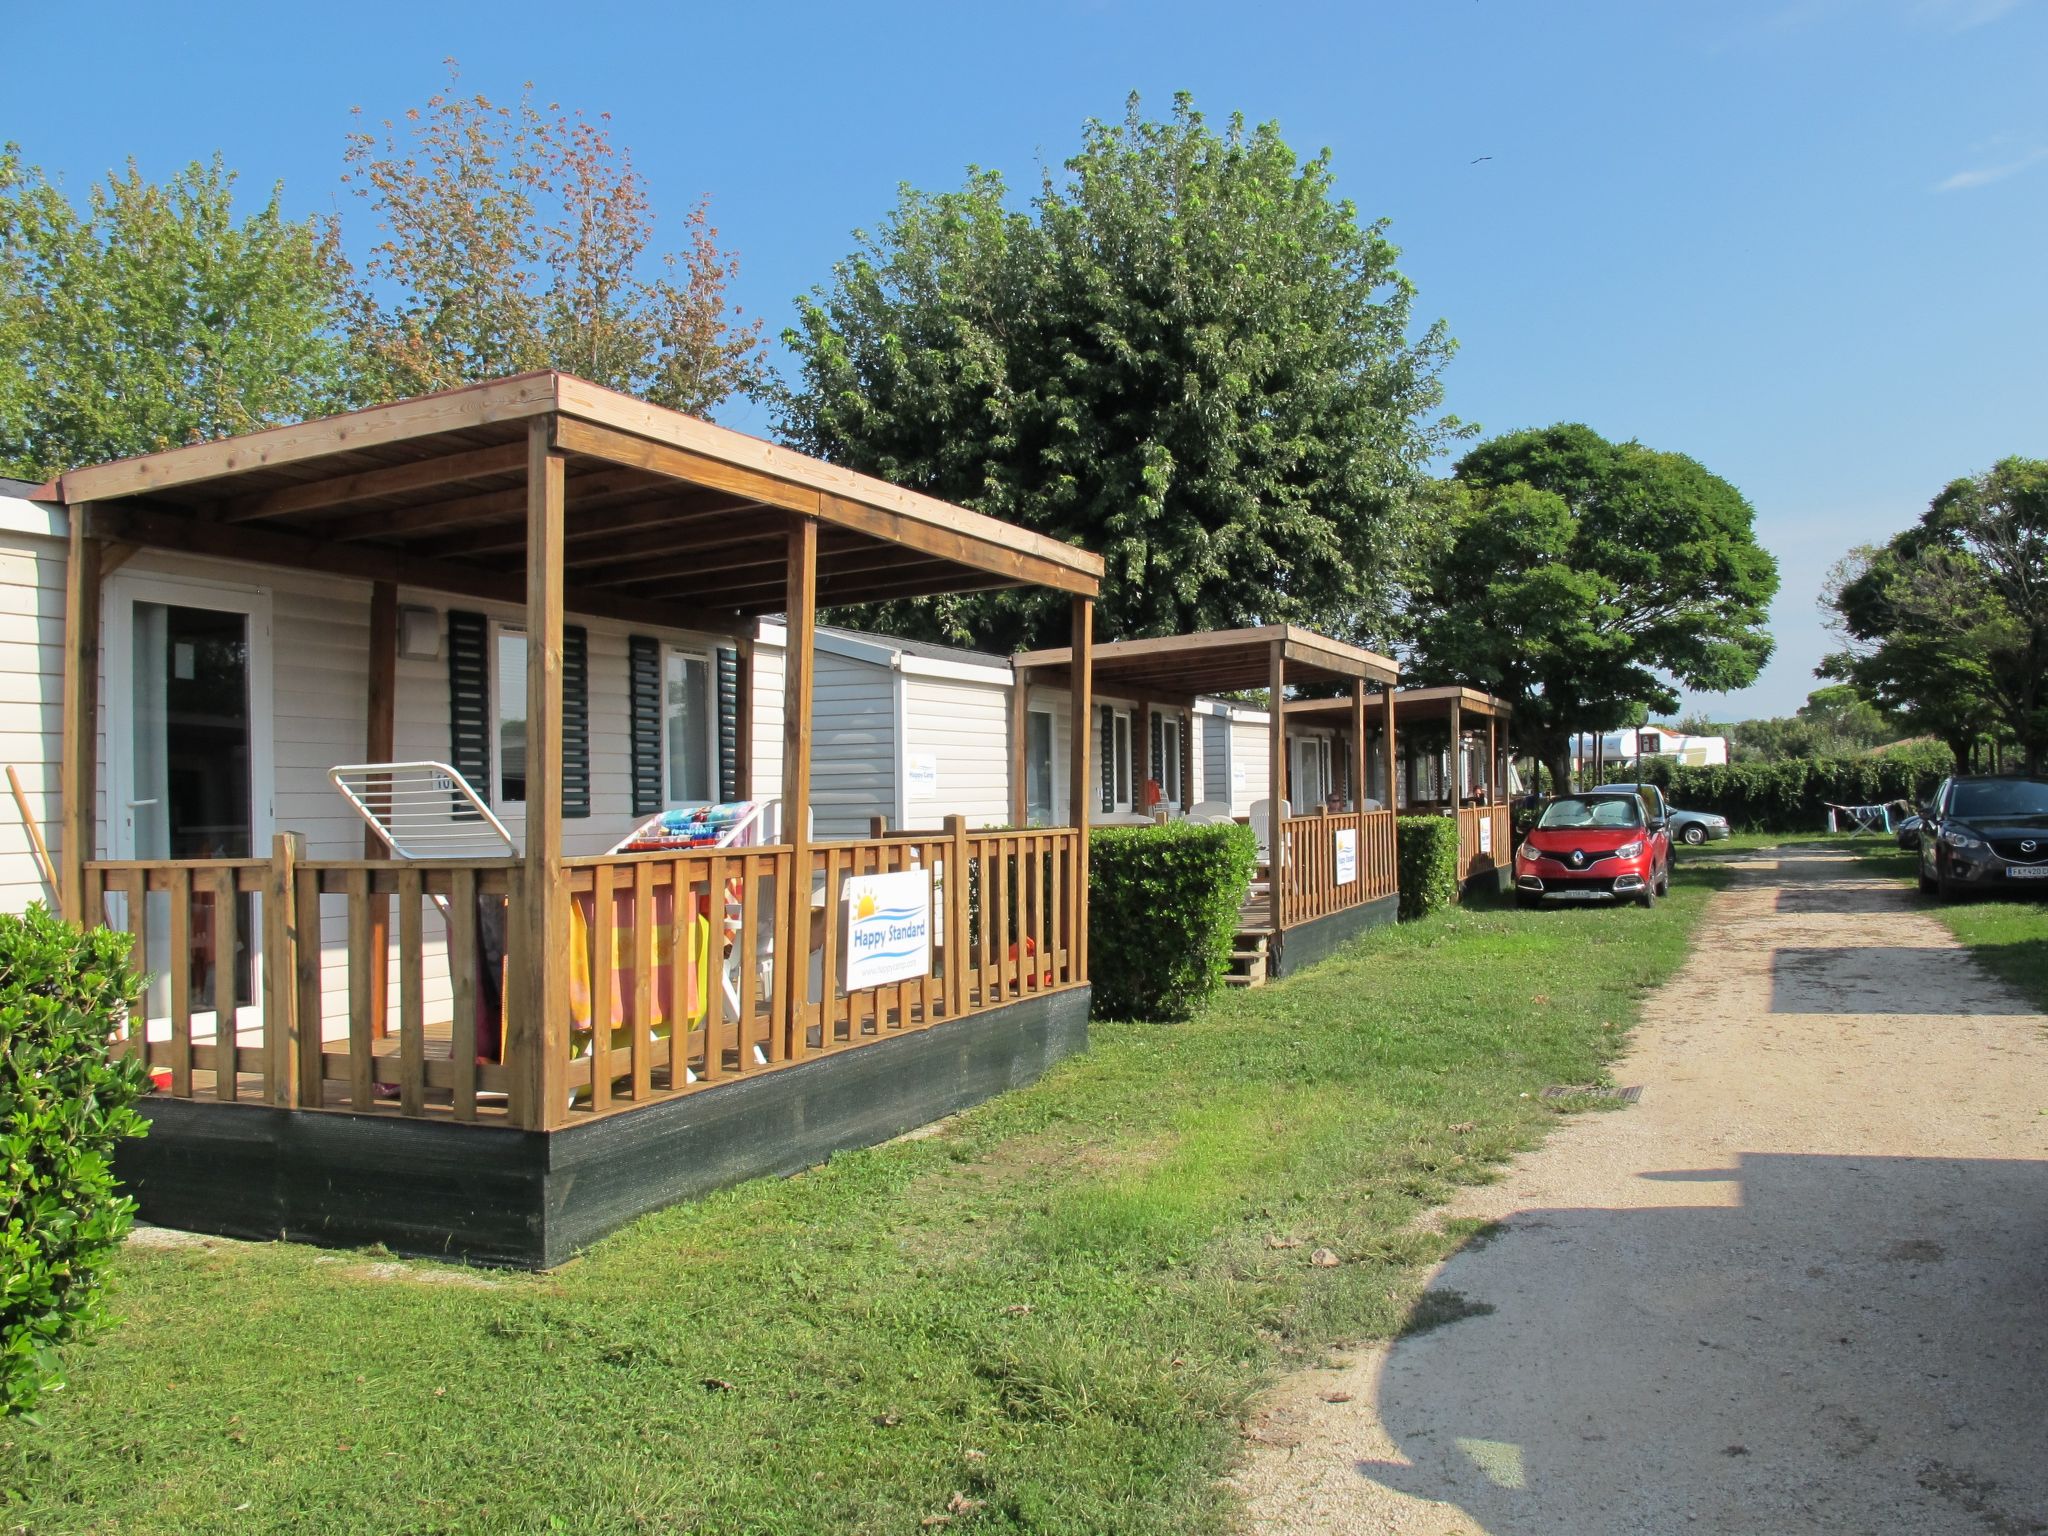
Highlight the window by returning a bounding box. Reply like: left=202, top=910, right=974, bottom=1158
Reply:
left=496, top=629, right=527, bottom=805
left=1025, top=710, right=1055, bottom=825
left=665, top=648, right=713, bottom=804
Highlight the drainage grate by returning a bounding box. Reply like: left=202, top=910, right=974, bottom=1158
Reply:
left=1540, top=1084, right=1642, bottom=1103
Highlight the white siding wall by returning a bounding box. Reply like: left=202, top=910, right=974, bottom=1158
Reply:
left=901, top=673, right=1010, bottom=830
left=809, top=649, right=897, bottom=839
left=1230, top=715, right=1272, bottom=815
left=0, top=518, right=66, bottom=914
left=749, top=636, right=785, bottom=806
left=4, top=526, right=777, bottom=1040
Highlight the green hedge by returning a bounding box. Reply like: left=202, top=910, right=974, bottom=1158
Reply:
left=1396, top=817, right=1462, bottom=921
left=1597, top=747, right=1953, bottom=831
left=1088, top=823, right=1256, bottom=1021
left=2, top=905, right=150, bottom=1419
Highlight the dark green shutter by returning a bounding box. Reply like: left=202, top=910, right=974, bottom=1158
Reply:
left=1099, top=704, right=1114, bottom=813
left=628, top=636, right=662, bottom=816
left=563, top=625, right=589, bottom=819
left=446, top=610, right=490, bottom=818
left=1149, top=711, right=1164, bottom=792
left=715, top=646, right=740, bottom=802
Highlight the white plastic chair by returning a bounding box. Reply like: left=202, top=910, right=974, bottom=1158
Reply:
left=1247, top=798, right=1293, bottom=867
left=1185, top=799, right=1233, bottom=825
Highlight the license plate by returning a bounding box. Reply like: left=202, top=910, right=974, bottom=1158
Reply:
left=2008, top=865, right=2048, bottom=879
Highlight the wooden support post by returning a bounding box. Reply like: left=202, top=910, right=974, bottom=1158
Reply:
left=1449, top=695, right=1463, bottom=806
left=1384, top=685, right=1398, bottom=809
left=264, top=832, right=299, bottom=1105
left=364, top=580, right=397, bottom=1038
left=945, top=813, right=969, bottom=1018
left=1268, top=641, right=1287, bottom=915
left=518, top=417, right=569, bottom=1129
left=1009, top=665, right=1031, bottom=827
left=1067, top=597, right=1092, bottom=982
left=59, top=510, right=102, bottom=921
left=1486, top=712, right=1498, bottom=800
left=783, top=517, right=818, bottom=1060
left=1351, top=680, right=1368, bottom=812
left=1181, top=705, right=1195, bottom=815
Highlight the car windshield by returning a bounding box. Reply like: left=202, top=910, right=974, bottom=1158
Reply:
left=1537, top=796, right=1644, bottom=830
left=1950, top=778, right=2048, bottom=821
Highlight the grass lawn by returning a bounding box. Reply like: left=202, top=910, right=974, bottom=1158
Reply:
left=1843, top=839, right=2048, bottom=1011
left=5, top=877, right=1725, bottom=1536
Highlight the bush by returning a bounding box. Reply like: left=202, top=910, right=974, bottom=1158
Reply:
left=1396, top=817, right=1462, bottom=921
left=1088, top=823, right=1255, bottom=1021
left=1596, top=751, right=1953, bottom=832
left=1, top=905, right=149, bottom=1419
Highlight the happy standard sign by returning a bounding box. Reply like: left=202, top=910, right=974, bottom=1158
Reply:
left=1334, top=828, right=1358, bottom=886
left=841, top=869, right=933, bottom=990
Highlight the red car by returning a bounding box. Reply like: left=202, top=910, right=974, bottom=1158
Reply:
left=1515, top=789, right=1672, bottom=909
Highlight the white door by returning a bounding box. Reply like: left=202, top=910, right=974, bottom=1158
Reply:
left=105, top=574, right=274, bottom=1026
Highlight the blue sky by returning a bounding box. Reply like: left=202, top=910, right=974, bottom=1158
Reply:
left=10, top=0, right=2045, bottom=718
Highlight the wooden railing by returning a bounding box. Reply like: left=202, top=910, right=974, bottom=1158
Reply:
left=1455, top=805, right=1513, bottom=884
left=81, top=819, right=1088, bottom=1130
left=1276, top=809, right=1397, bottom=927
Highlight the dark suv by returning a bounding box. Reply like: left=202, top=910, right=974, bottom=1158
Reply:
left=1916, top=775, right=2048, bottom=899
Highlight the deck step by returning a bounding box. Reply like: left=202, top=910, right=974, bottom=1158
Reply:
left=1225, top=931, right=1271, bottom=988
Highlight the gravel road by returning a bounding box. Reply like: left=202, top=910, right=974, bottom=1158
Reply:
left=1235, top=850, right=2048, bottom=1535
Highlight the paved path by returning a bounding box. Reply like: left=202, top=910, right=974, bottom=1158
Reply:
left=1236, top=851, right=2048, bottom=1535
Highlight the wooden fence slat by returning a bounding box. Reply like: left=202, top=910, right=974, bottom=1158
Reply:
left=399, top=868, right=426, bottom=1116
left=294, top=868, right=324, bottom=1107
left=167, top=867, right=192, bottom=1098
left=701, top=855, right=725, bottom=1083
left=210, top=865, right=240, bottom=1101
left=263, top=836, right=296, bottom=1104
left=632, top=861, right=657, bottom=1091
left=589, top=862, right=615, bottom=1111
left=767, top=850, right=791, bottom=1063
left=345, top=869, right=374, bottom=1111
left=740, top=854, right=763, bottom=1061
left=449, top=868, right=479, bottom=1121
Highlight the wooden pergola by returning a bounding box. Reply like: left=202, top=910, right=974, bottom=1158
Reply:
left=1011, top=627, right=1402, bottom=966
left=1286, top=684, right=1514, bottom=803
left=1289, top=684, right=1517, bottom=892
left=1011, top=624, right=1399, bottom=845
left=54, top=371, right=1104, bottom=1128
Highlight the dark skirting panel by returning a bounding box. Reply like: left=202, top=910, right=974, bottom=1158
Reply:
left=115, top=986, right=1091, bottom=1270
left=1269, top=893, right=1399, bottom=979
left=1462, top=865, right=1514, bottom=899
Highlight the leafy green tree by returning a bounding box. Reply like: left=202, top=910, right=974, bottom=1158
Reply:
left=0, top=146, right=349, bottom=482
left=342, top=64, right=766, bottom=413
left=777, top=93, right=1462, bottom=652
left=1820, top=457, right=2048, bottom=774
left=1407, top=423, right=1778, bottom=789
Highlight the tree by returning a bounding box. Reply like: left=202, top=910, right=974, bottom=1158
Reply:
left=777, top=93, right=1462, bottom=652
left=1820, top=458, right=2047, bottom=774
left=0, top=146, right=349, bottom=482
left=1406, top=423, right=1778, bottom=789
left=342, top=64, right=766, bottom=413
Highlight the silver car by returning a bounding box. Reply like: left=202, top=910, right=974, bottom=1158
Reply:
left=1581, top=786, right=1729, bottom=846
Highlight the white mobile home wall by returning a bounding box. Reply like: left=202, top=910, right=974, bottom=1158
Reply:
left=0, top=491, right=789, bottom=1039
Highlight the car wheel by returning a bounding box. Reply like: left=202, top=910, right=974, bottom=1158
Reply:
left=1656, top=863, right=1671, bottom=897
left=1917, top=862, right=1938, bottom=895
left=1516, top=892, right=1544, bottom=910
left=1680, top=824, right=1707, bottom=846
left=1636, top=882, right=1656, bottom=909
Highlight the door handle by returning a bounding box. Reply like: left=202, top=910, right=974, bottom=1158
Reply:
left=126, top=798, right=160, bottom=808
